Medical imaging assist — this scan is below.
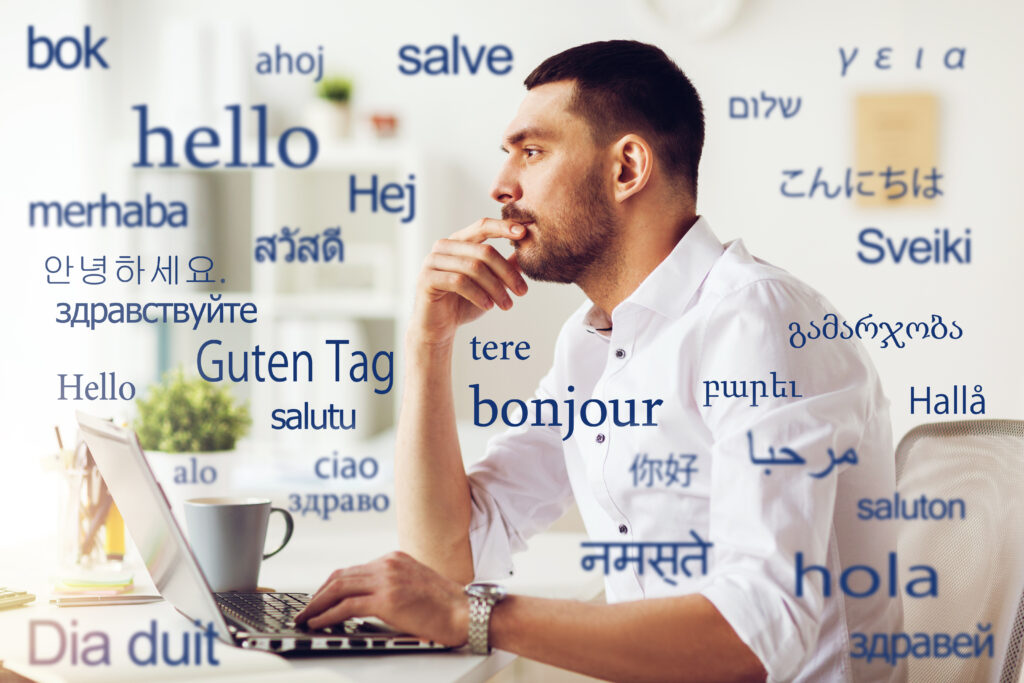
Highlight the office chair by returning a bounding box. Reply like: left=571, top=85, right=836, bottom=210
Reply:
left=895, top=420, right=1024, bottom=683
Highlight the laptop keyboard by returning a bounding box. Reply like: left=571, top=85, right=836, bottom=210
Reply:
left=215, top=592, right=375, bottom=635
left=216, top=592, right=311, bottom=633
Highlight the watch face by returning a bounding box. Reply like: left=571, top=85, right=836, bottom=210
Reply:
left=466, top=582, right=507, bottom=601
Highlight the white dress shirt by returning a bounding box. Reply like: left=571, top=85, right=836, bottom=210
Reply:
left=466, top=217, right=904, bottom=682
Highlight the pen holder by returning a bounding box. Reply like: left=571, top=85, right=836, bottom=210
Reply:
left=57, top=467, right=87, bottom=568
left=56, top=445, right=109, bottom=569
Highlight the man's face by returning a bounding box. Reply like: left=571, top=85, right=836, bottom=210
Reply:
left=492, top=81, right=619, bottom=284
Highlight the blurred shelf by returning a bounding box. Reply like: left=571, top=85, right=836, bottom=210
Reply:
left=121, top=138, right=419, bottom=173
left=88, top=289, right=398, bottom=318
left=259, top=292, right=398, bottom=318
left=126, top=136, right=423, bottom=445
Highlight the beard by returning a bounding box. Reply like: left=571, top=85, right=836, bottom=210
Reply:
left=501, top=165, right=620, bottom=284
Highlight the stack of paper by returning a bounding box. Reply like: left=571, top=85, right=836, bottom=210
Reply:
left=53, top=569, right=134, bottom=596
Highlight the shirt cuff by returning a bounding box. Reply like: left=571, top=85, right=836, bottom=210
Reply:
left=466, top=477, right=526, bottom=580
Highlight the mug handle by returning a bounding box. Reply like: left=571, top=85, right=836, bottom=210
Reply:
left=263, top=507, right=294, bottom=559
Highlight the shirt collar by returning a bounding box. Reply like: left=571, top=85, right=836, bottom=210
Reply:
left=582, top=216, right=724, bottom=331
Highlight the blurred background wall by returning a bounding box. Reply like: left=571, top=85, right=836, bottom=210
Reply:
left=1, top=0, right=1020, bottom=544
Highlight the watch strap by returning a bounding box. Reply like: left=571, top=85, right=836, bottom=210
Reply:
left=467, top=593, right=494, bottom=654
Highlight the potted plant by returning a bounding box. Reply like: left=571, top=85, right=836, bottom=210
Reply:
left=134, top=368, right=251, bottom=519
left=307, top=75, right=354, bottom=139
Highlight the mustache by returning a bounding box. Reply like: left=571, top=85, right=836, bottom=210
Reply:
left=501, top=204, right=537, bottom=224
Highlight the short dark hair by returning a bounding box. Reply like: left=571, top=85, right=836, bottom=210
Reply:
left=525, top=40, right=705, bottom=198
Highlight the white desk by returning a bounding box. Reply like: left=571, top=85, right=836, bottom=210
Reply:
left=0, top=514, right=602, bottom=683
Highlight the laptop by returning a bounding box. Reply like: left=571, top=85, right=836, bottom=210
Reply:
left=76, top=411, right=449, bottom=655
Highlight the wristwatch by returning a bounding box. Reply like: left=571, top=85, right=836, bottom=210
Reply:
left=464, top=582, right=507, bottom=654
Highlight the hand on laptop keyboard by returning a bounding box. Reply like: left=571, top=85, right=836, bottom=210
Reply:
left=216, top=592, right=386, bottom=635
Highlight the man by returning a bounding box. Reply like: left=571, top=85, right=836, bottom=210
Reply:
left=297, top=41, right=903, bottom=682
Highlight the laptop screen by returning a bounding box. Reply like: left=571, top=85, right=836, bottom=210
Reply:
left=76, top=411, right=233, bottom=640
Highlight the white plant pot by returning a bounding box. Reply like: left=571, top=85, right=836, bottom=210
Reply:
left=143, top=450, right=238, bottom=525
left=304, top=99, right=352, bottom=140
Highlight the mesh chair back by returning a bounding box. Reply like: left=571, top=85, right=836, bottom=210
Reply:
left=895, top=420, right=1024, bottom=683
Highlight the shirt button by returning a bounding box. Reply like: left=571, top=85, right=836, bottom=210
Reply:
left=615, top=349, right=626, bottom=359
left=618, top=524, right=628, bottom=534
left=596, top=433, right=605, bottom=444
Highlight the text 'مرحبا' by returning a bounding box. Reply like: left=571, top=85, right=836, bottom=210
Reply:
left=746, top=430, right=857, bottom=479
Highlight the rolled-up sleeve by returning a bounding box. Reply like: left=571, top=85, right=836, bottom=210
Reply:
left=466, top=366, right=575, bottom=580
left=695, top=279, right=881, bottom=681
